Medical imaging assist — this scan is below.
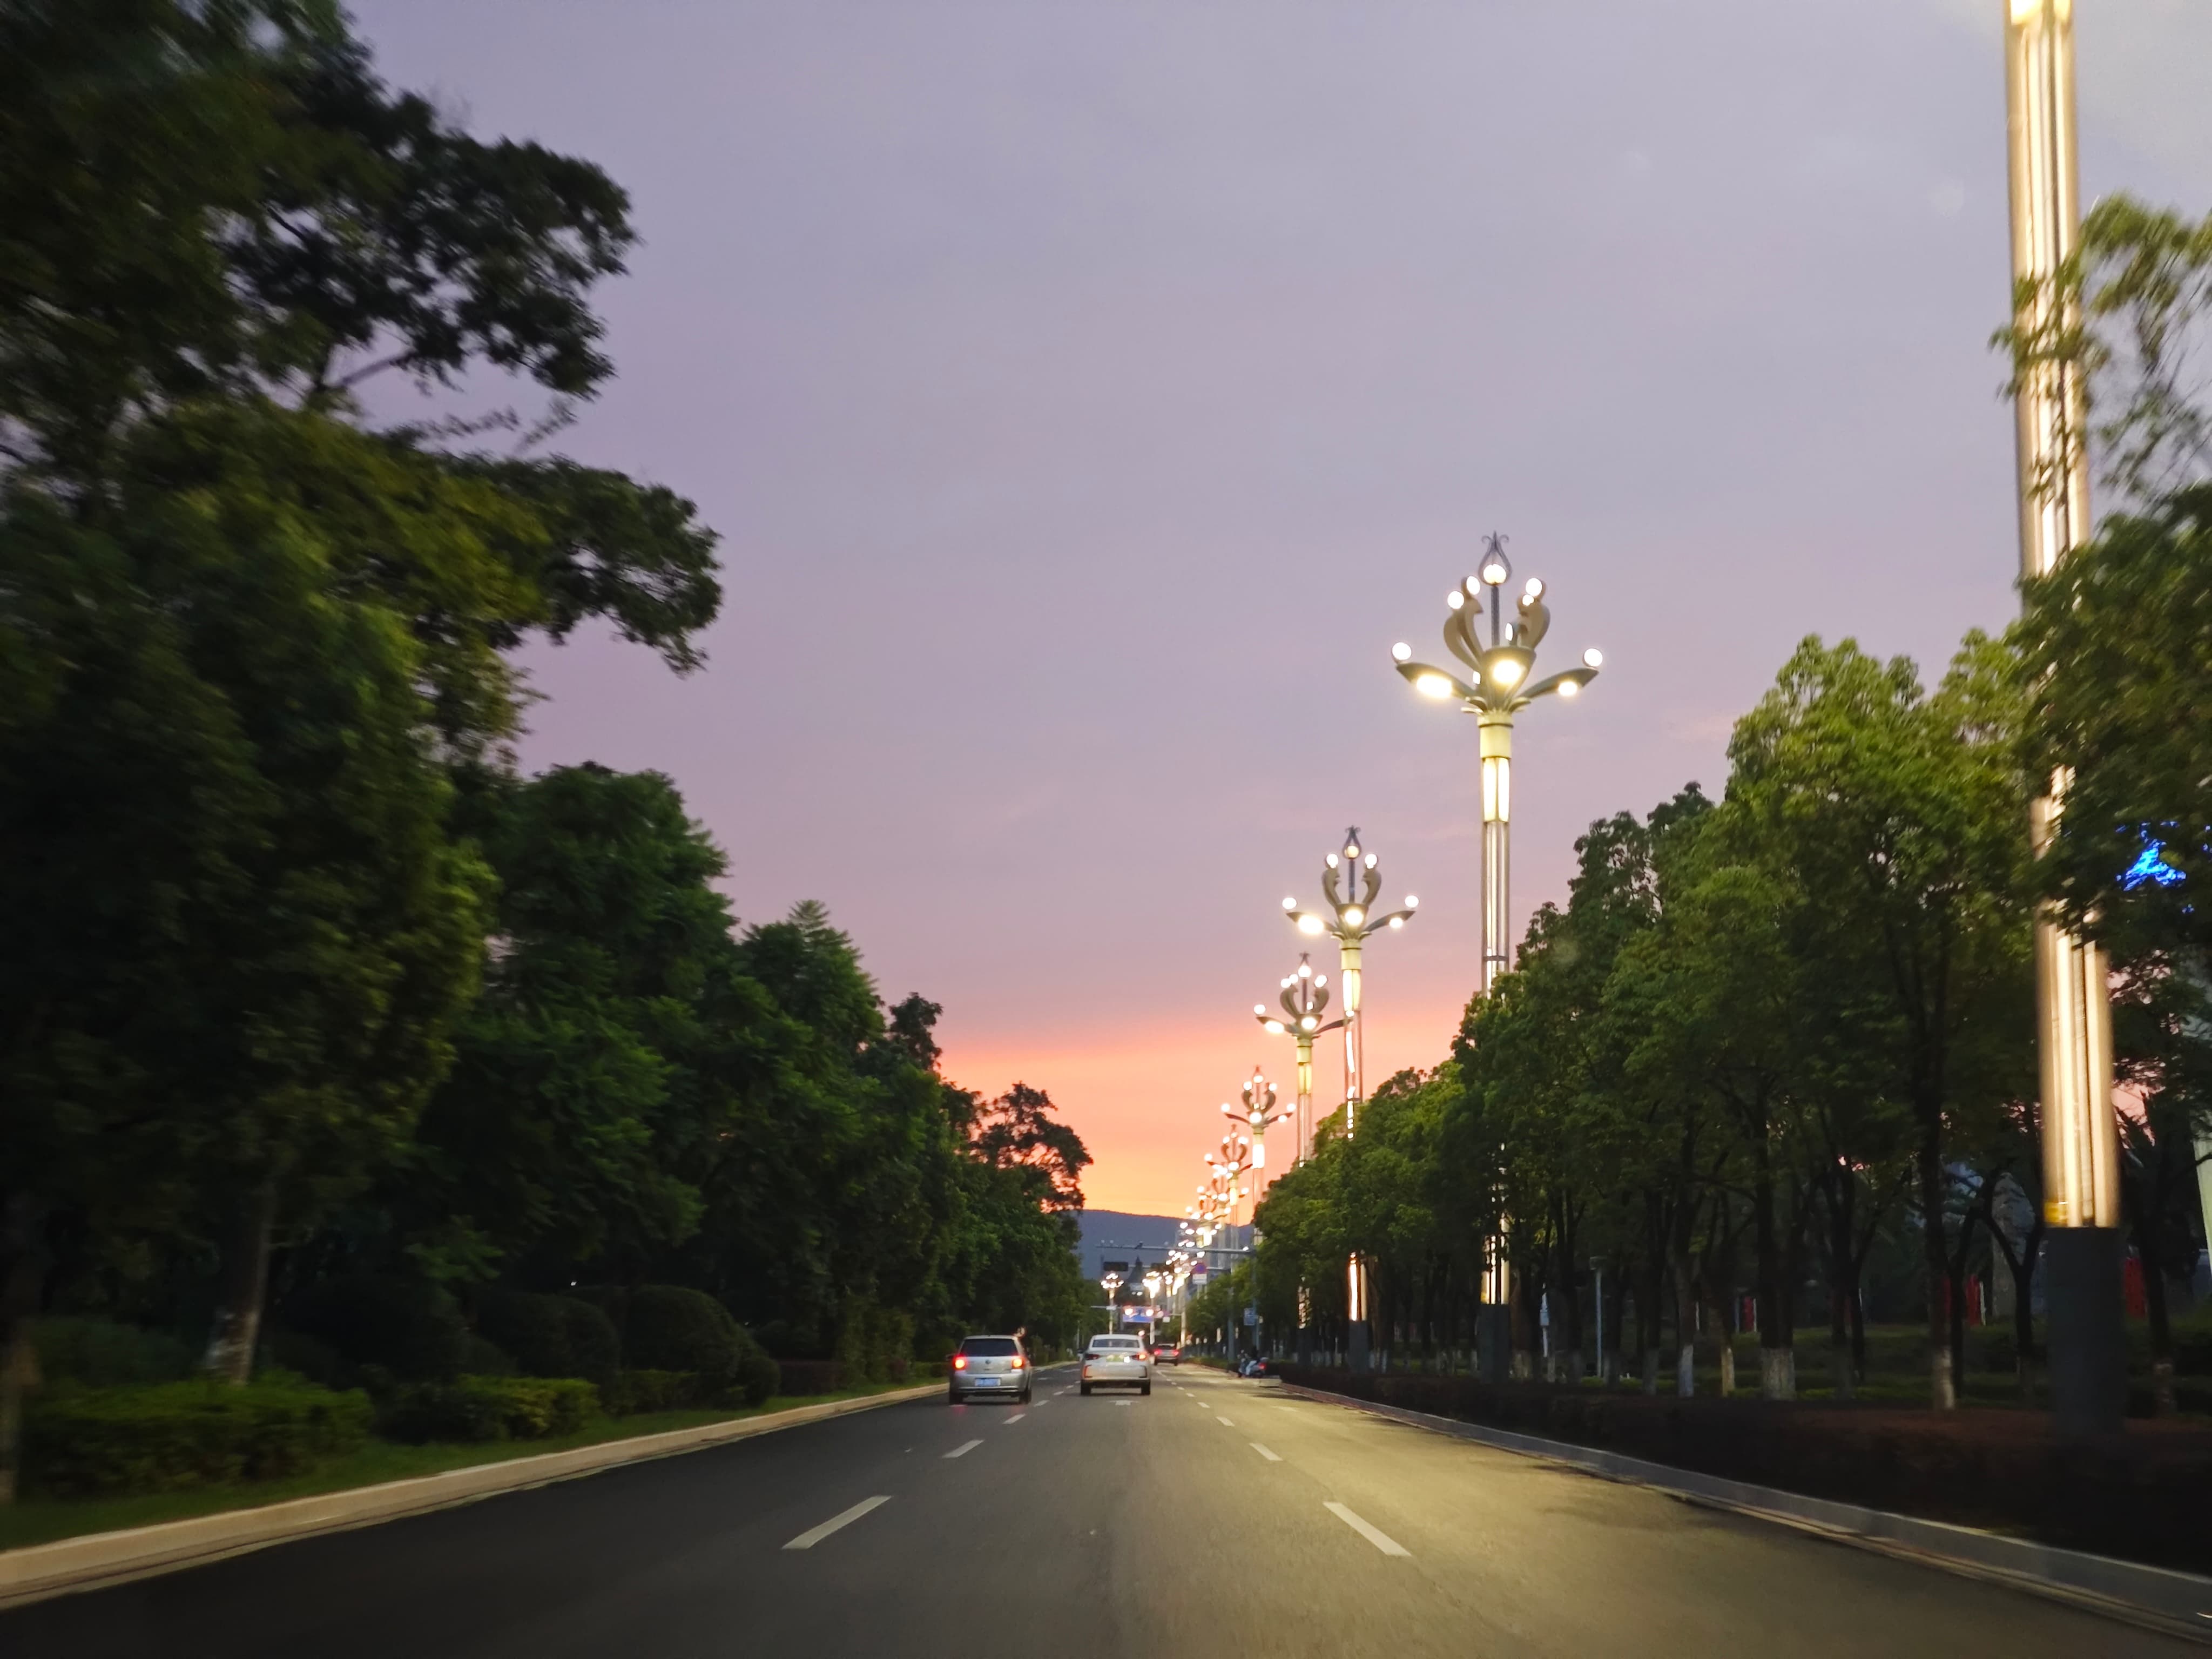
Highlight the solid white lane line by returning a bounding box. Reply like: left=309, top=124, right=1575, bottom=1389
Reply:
left=1325, top=1501, right=1410, bottom=1557
left=1004, top=1412, right=1027, bottom=1424
left=944, top=1439, right=984, bottom=1459
left=1250, top=1442, right=1282, bottom=1462
left=783, top=1496, right=892, bottom=1550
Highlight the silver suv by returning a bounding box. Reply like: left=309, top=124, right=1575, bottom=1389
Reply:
left=948, top=1334, right=1031, bottom=1404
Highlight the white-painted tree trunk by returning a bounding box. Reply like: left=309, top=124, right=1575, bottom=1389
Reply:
left=1675, top=1343, right=1695, bottom=1397
left=1758, top=1346, right=1796, bottom=1400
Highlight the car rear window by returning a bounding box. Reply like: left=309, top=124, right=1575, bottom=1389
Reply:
left=960, top=1337, right=1019, bottom=1356
left=1091, top=1338, right=1141, bottom=1351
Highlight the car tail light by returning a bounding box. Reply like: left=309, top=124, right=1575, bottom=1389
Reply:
left=1009, top=1355, right=1024, bottom=1369
left=953, top=1355, right=968, bottom=1370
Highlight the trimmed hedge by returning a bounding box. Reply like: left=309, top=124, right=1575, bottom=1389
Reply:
left=583, top=1285, right=779, bottom=1407
left=775, top=1359, right=846, bottom=1397
left=25, top=1381, right=373, bottom=1498
left=377, top=1375, right=599, bottom=1444
left=29, top=1318, right=193, bottom=1387
left=282, top=1276, right=468, bottom=1382
left=473, top=1290, right=620, bottom=1391
left=604, top=1368, right=707, bottom=1416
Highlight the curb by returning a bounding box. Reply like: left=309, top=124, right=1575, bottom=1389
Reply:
left=1280, top=1382, right=2212, bottom=1647
left=0, top=1382, right=941, bottom=1610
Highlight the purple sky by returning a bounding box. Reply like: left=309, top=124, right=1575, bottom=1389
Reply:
left=351, top=1, right=2209, bottom=1214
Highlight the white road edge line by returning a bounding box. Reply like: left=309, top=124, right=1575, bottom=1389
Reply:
left=1325, top=1501, right=1410, bottom=1557
left=783, top=1495, right=892, bottom=1550
left=944, top=1438, right=984, bottom=1459
left=1250, top=1443, right=1282, bottom=1462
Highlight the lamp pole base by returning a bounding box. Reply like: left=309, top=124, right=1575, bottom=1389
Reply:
left=1475, top=1305, right=1510, bottom=1385
left=2045, top=1226, right=2127, bottom=1438
left=1348, top=1320, right=1372, bottom=1375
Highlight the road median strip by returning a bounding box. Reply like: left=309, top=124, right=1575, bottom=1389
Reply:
left=0, top=1381, right=940, bottom=1610
left=1282, top=1379, right=2212, bottom=1645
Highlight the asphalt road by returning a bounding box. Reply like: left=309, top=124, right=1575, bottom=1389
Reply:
left=3, top=1364, right=2193, bottom=1658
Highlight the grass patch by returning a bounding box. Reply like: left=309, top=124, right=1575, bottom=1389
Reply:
left=0, top=1382, right=921, bottom=1555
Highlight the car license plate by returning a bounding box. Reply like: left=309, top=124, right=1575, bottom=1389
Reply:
left=975, top=1377, right=999, bottom=1386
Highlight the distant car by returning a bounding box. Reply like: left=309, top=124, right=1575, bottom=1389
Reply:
left=949, top=1334, right=1031, bottom=1404
left=1082, top=1334, right=1150, bottom=1395
left=1157, top=1344, right=1184, bottom=1366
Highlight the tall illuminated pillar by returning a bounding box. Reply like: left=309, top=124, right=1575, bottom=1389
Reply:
left=1394, top=539, right=1601, bottom=1379
left=2005, top=0, right=2125, bottom=1435
left=1286, top=832, right=1416, bottom=1373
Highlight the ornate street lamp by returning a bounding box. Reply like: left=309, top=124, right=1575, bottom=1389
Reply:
left=1283, top=828, right=1415, bottom=1371
left=1391, top=535, right=1600, bottom=992
left=1222, top=1067, right=1291, bottom=1182
left=2005, top=0, right=2123, bottom=1434
left=1256, top=955, right=1344, bottom=1166
left=1282, top=828, right=1417, bottom=1137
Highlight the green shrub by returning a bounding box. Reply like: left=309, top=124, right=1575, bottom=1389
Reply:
left=774, top=1359, right=847, bottom=1397
left=460, top=1334, right=517, bottom=1377
left=559, top=1298, right=622, bottom=1390
left=605, top=1368, right=704, bottom=1415
left=379, top=1376, right=598, bottom=1443
left=25, top=1381, right=373, bottom=1498
left=29, top=1318, right=193, bottom=1387
left=283, top=1276, right=468, bottom=1382
left=621, top=1286, right=740, bottom=1380
left=733, top=1340, right=779, bottom=1407
left=571, top=1285, right=775, bottom=1406
left=471, top=1290, right=621, bottom=1390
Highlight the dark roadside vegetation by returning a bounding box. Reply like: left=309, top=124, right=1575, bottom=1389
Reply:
left=1280, top=1335, right=2212, bottom=1576
left=0, top=0, right=1094, bottom=1534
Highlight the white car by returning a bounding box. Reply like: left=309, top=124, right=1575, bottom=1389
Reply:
left=1081, top=1334, right=1150, bottom=1395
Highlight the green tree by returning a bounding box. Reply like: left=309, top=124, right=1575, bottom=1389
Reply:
left=1724, top=636, right=2033, bottom=1408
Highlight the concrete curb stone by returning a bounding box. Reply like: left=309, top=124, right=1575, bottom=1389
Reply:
left=1282, top=1380, right=2212, bottom=1648
left=0, top=1381, right=942, bottom=1610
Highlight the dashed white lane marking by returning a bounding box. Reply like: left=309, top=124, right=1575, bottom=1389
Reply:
left=783, top=1496, right=892, bottom=1550
left=945, top=1439, right=984, bottom=1459
left=1325, top=1502, right=1410, bottom=1557
left=1004, top=1412, right=1027, bottom=1424
left=1250, top=1442, right=1282, bottom=1462
left=1216, top=1417, right=1235, bottom=1427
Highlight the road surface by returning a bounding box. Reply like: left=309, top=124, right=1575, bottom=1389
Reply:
left=3, top=1364, right=2190, bottom=1657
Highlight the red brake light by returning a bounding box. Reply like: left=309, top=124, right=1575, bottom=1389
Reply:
left=953, top=1355, right=967, bottom=1370
left=1009, top=1355, right=1024, bottom=1369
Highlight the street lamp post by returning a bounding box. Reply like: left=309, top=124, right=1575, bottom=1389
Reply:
left=1284, top=829, right=1417, bottom=1372
left=1256, top=955, right=1344, bottom=1168
left=1391, top=535, right=1601, bottom=994
left=2004, top=0, right=2125, bottom=1435
left=1393, top=538, right=1600, bottom=1379
left=1101, top=1271, right=1123, bottom=1334
left=1223, top=1070, right=1288, bottom=1355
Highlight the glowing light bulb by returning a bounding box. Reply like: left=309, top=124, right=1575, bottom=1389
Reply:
left=1392, top=641, right=1413, bottom=662
left=1415, top=673, right=1453, bottom=699
left=1298, top=914, right=1325, bottom=936
left=1583, top=648, right=1603, bottom=668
